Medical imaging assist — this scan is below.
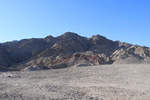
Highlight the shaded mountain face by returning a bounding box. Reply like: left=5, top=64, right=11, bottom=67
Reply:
left=0, top=32, right=150, bottom=71
left=0, top=45, right=12, bottom=67
left=2, top=38, right=55, bottom=64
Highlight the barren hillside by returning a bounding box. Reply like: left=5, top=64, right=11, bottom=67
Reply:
left=0, top=32, right=150, bottom=71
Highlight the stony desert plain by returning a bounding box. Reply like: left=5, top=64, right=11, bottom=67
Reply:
left=0, top=64, right=150, bottom=100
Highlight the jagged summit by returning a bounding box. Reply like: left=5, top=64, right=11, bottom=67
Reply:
left=91, top=34, right=107, bottom=40
left=45, top=35, right=54, bottom=39
left=0, top=32, right=150, bottom=71
left=58, top=32, right=82, bottom=39
left=44, top=35, right=55, bottom=42
left=62, top=32, right=79, bottom=36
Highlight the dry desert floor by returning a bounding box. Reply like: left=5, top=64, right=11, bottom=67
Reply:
left=1, top=64, right=150, bottom=100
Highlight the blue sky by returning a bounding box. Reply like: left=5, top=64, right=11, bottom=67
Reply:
left=0, top=0, right=150, bottom=46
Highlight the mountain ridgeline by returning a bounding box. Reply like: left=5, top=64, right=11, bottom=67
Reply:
left=0, top=32, right=150, bottom=71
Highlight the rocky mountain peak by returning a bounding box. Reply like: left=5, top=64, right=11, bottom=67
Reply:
left=44, top=35, right=55, bottom=42
left=45, top=35, right=54, bottom=40
left=91, top=34, right=107, bottom=41
left=59, top=32, right=81, bottom=39
left=63, top=32, right=78, bottom=36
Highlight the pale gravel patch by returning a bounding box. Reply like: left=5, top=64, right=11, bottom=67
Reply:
left=1, top=64, right=150, bottom=99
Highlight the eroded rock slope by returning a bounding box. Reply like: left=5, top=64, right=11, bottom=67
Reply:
left=0, top=32, right=150, bottom=71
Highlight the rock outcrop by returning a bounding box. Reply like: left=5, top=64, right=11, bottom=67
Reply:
left=0, top=32, right=150, bottom=71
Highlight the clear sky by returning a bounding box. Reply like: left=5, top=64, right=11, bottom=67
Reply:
left=0, top=0, right=150, bottom=46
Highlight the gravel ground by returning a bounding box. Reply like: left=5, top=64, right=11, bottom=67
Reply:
left=1, top=64, right=150, bottom=100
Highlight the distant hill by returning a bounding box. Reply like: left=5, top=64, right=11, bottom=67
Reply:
left=0, top=32, right=150, bottom=71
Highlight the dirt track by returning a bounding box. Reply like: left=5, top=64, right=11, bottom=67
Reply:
left=1, top=64, right=150, bottom=100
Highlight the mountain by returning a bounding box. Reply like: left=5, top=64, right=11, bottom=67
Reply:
left=0, top=32, right=150, bottom=71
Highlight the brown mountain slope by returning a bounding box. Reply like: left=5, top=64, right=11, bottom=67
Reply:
left=0, top=32, right=150, bottom=71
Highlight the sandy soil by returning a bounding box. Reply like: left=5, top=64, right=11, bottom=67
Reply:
left=1, top=64, right=150, bottom=100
